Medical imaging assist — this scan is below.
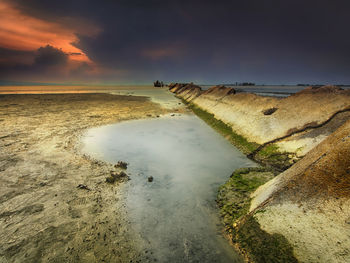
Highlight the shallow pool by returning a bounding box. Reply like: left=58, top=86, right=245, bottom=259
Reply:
left=82, top=114, right=256, bottom=262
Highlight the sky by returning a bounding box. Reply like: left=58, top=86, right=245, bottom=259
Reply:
left=0, top=0, right=350, bottom=85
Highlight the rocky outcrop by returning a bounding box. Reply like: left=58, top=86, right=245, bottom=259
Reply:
left=168, top=83, right=202, bottom=101
left=170, top=83, right=350, bottom=262
left=201, top=85, right=236, bottom=97
left=247, top=120, right=350, bottom=263
left=296, top=85, right=345, bottom=94
left=176, top=83, right=203, bottom=102
left=173, top=85, right=350, bottom=159
left=168, top=83, right=187, bottom=93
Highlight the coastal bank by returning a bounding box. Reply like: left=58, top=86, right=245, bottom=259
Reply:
left=169, top=83, right=350, bottom=263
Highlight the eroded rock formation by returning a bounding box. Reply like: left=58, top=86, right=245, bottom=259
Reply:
left=170, top=83, right=350, bottom=262
left=172, top=84, right=350, bottom=159
left=249, top=120, right=350, bottom=263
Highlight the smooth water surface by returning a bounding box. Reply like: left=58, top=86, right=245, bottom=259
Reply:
left=82, top=115, right=256, bottom=262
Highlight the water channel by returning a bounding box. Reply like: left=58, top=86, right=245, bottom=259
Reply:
left=82, top=114, right=256, bottom=262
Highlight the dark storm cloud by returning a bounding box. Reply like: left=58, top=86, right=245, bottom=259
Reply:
left=0, top=45, right=67, bottom=70
left=0, top=45, right=92, bottom=81
left=2, top=0, right=350, bottom=83
left=34, top=45, right=68, bottom=67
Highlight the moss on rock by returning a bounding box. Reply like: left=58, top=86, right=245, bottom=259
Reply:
left=217, top=167, right=275, bottom=227
left=235, top=216, right=298, bottom=263
left=217, top=167, right=298, bottom=262
left=184, top=101, right=294, bottom=170
left=255, top=144, right=295, bottom=171
left=188, top=104, right=259, bottom=155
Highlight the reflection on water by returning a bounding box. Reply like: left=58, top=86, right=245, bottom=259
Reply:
left=82, top=115, right=256, bottom=262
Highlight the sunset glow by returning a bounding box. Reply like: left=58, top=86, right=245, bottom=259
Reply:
left=0, top=1, right=96, bottom=64
left=0, top=0, right=349, bottom=84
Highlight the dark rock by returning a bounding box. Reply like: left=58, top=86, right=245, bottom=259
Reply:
left=77, top=184, right=90, bottom=190
left=263, top=107, right=278, bottom=115
left=153, top=80, right=164, bottom=87
left=106, top=171, right=129, bottom=184
left=106, top=176, right=116, bottom=184
left=148, top=176, right=153, bottom=182
left=115, top=161, right=128, bottom=169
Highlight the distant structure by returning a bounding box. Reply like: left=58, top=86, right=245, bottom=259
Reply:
left=234, top=82, right=255, bottom=86
left=298, top=83, right=325, bottom=88
left=221, top=82, right=256, bottom=86
left=153, top=80, right=164, bottom=87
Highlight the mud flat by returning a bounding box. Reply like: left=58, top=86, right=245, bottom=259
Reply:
left=0, top=93, right=178, bottom=262
left=170, top=83, right=350, bottom=262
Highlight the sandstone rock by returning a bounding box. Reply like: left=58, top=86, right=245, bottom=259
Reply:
left=169, top=83, right=203, bottom=102
left=169, top=83, right=187, bottom=93
left=201, top=85, right=236, bottom=98
left=250, top=120, right=350, bottom=263
left=167, top=82, right=177, bottom=89
left=184, top=85, right=350, bottom=156
left=295, top=85, right=345, bottom=95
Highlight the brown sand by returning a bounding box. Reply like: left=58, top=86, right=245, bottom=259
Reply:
left=0, top=93, right=179, bottom=262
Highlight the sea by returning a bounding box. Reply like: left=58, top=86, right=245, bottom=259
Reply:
left=0, top=84, right=349, bottom=98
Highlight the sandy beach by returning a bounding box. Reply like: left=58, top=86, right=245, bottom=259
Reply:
left=0, top=93, right=183, bottom=262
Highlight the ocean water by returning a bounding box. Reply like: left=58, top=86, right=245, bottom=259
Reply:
left=82, top=115, right=256, bottom=262
left=1, top=84, right=348, bottom=98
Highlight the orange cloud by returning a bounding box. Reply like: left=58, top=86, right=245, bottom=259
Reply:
left=0, top=1, right=99, bottom=64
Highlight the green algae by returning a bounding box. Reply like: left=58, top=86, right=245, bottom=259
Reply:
left=183, top=101, right=294, bottom=170
left=217, top=167, right=274, bottom=227
left=235, top=216, right=298, bottom=263
left=217, top=167, right=298, bottom=263
left=188, top=104, right=259, bottom=155
left=178, top=98, right=298, bottom=261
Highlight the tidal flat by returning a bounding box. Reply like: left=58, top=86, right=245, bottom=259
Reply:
left=0, top=93, right=177, bottom=262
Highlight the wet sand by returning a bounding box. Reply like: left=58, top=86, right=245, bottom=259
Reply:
left=0, top=93, right=181, bottom=262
